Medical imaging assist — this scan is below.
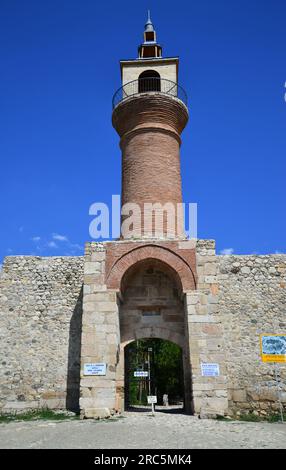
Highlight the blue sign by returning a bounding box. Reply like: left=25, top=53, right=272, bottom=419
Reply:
left=201, top=363, right=220, bottom=377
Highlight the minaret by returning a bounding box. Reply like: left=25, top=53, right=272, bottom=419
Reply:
left=112, top=13, right=188, bottom=239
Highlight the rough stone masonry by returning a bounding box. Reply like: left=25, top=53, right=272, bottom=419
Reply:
left=0, top=241, right=285, bottom=417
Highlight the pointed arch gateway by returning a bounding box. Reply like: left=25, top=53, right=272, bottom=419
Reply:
left=106, top=244, right=196, bottom=291
left=112, top=250, right=195, bottom=413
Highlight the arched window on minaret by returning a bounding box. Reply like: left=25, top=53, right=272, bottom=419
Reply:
left=138, top=70, right=161, bottom=93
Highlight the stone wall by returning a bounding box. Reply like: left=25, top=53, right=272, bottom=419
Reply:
left=186, top=239, right=228, bottom=417
left=80, top=243, right=120, bottom=419
left=0, top=244, right=285, bottom=417
left=0, top=255, right=84, bottom=413
left=218, top=254, right=286, bottom=416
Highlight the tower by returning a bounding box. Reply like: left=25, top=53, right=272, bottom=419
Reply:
left=79, top=14, right=228, bottom=420
left=112, top=12, right=188, bottom=239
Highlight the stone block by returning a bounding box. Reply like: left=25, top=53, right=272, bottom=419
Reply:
left=91, top=387, right=116, bottom=399
left=249, top=388, right=278, bottom=402
left=192, top=383, right=215, bottom=391
left=207, top=304, right=219, bottom=314
left=84, top=274, right=104, bottom=285
left=84, top=408, right=111, bottom=419
left=104, top=324, right=119, bottom=333
left=210, top=284, right=219, bottom=295
left=83, top=302, right=96, bottom=313
left=83, top=315, right=104, bottom=328
left=81, top=388, right=92, bottom=398
left=95, top=302, right=118, bottom=312
left=80, top=377, right=100, bottom=388
left=188, top=315, right=217, bottom=323
left=39, top=398, right=65, bottom=409
left=198, top=294, right=208, bottom=305
left=186, top=305, right=196, bottom=315
left=107, top=333, right=118, bottom=344
left=81, top=344, right=98, bottom=356
left=196, top=305, right=208, bottom=315
left=192, top=397, right=202, bottom=414
left=84, top=293, right=110, bottom=303
left=204, top=263, right=217, bottom=275
left=205, top=276, right=217, bottom=284
left=202, top=324, right=221, bottom=335
left=241, top=266, right=251, bottom=274
left=186, top=294, right=199, bottom=305
left=215, top=390, right=228, bottom=398
left=232, top=389, right=247, bottom=402
left=203, top=397, right=228, bottom=414
left=108, top=291, right=117, bottom=302
left=88, top=283, right=107, bottom=293
left=79, top=397, right=96, bottom=409
left=84, top=262, right=101, bottom=275
left=91, top=252, right=106, bottom=262
left=88, top=398, right=115, bottom=409
left=207, top=294, right=219, bottom=304
left=83, top=285, right=91, bottom=295
left=178, top=240, right=196, bottom=250
left=2, top=401, right=39, bottom=411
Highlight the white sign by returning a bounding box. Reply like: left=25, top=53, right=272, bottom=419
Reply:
left=147, top=395, right=157, bottom=404
left=84, top=363, right=107, bottom=376
left=201, top=363, right=220, bottom=377
left=134, top=371, right=149, bottom=377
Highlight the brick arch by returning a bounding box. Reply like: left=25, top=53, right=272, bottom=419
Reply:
left=106, top=244, right=196, bottom=291
left=122, top=328, right=185, bottom=349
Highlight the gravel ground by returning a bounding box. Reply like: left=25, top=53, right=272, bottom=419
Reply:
left=0, top=410, right=285, bottom=449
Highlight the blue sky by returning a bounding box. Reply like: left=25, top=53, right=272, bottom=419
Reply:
left=0, top=0, right=285, bottom=263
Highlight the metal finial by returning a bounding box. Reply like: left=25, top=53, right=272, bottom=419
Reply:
left=145, top=9, right=154, bottom=32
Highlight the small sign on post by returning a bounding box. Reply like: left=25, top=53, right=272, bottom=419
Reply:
left=147, top=396, right=157, bottom=404
left=201, top=363, right=220, bottom=377
left=147, top=395, right=157, bottom=416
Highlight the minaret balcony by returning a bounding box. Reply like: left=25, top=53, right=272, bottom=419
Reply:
left=112, top=78, right=188, bottom=109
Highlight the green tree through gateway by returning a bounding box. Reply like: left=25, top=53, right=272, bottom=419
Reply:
left=125, top=339, right=184, bottom=408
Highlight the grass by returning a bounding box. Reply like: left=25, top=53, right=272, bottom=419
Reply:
left=265, top=412, right=286, bottom=423
left=216, top=415, right=234, bottom=422
left=216, top=412, right=286, bottom=423
left=0, top=409, right=79, bottom=423
left=101, top=415, right=126, bottom=423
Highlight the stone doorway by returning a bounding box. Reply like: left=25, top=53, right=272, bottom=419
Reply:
left=124, top=338, right=185, bottom=412
left=115, top=258, right=194, bottom=414
left=80, top=241, right=228, bottom=419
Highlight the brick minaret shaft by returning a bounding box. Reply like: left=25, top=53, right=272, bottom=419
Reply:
left=112, top=14, right=189, bottom=239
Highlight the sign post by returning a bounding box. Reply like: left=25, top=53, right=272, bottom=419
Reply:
left=274, top=363, right=284, bottom=424
left=260, top=334, right=286, bottom=423
left=147, top=395, right=157, bottom=416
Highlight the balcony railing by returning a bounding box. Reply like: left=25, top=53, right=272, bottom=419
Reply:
left=112, top=78, right=188, bottom=109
